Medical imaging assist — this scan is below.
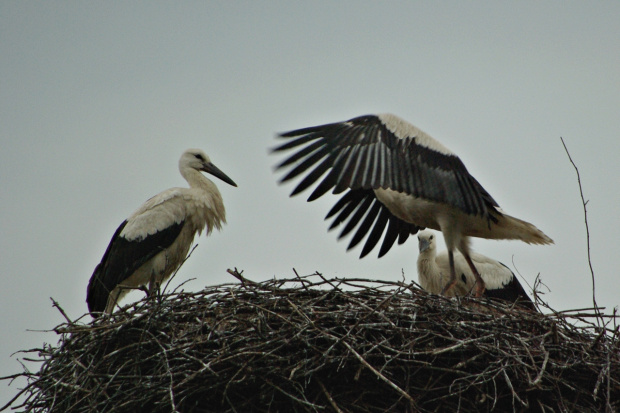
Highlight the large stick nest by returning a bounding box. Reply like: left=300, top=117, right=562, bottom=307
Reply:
left=3, top=270, right=619, bottom=412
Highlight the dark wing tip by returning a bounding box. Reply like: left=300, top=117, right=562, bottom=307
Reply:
left=484, top=266, right=537, bottom=311
left=86, top=221, right=130, bottom=317
left=86, top=264, right=108, bottom=317
left=324, top=189, right=418, bottom=259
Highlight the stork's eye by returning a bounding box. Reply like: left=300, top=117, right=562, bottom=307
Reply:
left=194, top=154, right=205, bottom=161
left=430, top=235, right=433, bottom=240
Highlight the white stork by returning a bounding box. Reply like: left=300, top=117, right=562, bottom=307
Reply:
left=273, top=114, right=553, bottom=297
left=417, top=230, right=536, bottom=309
left=86, top=148, right=237, bottom=317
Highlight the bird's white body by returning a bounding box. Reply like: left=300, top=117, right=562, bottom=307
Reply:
left=274, top=113, right=552, bottom=297
left=372, top=113, right=552, bottom=253
left=87, top=149, right=236, bottom=317
left=375, top=187, right=551, bottom=250
left=110, top=183, right=225, bottom=309
left=417, top=230, right=535, bottom=308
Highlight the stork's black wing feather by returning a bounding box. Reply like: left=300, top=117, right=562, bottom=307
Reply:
left=274, top=114, right=500, bottom=219
left=273, top=114, right=500, bottom=257
left=86, top=219, right=185, bottom=315
left=484, top=264, right=536, bottom=310
left=325, top=189, right=421, bottom=258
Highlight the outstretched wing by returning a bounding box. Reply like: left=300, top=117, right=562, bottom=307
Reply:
left=274, top=114, right=499, bottom=215
left=274, top=113, right=499, bottom=257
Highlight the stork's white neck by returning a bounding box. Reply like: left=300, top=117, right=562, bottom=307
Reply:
left=183, top=167, right=225, bottom=209
left=417, top=252, right=444, bottom=294
left=181, top=167, right=219, bottom=195
left=179, top=166, right=227, bottom=231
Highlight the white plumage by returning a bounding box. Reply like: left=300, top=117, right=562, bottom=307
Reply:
left=273, top=114, right=552, bottom=297
left=87, top=149, right=237, bottom=317
left=417, top=230, right=535, bottom=309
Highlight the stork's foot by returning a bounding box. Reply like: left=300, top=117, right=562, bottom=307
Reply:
left=440, top=279, right=458, bottom=296
left=472, top=281, right=486, bottom=298
left=147, top=275, right=162, bottom=297
left=138, top=283, right=162, bottom=299
left=138, top=285, right=150, bottom=297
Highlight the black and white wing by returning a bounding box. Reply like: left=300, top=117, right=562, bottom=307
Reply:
left=273, top=113, right=499, bottom=257
left=86, top=216, right=185, bottom=314
left=449, top=251, right=536, bottom=310
left=483, top=263, right=536, bottom=310
left=324, top=189, right=419, bottom=257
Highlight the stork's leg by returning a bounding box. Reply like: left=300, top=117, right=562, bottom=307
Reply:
left=440, top=250, right=458, bottom=296
left=463, top=254, right=486, bottom=297
left=147, top=271, right=161, bottom=297
left=106, top=288, right=122, bottom=315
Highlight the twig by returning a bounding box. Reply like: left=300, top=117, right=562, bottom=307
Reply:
left=226, top=267, right=249, bottom=284
left=50, top=298, right=73, bottom=326
left=317, top=378, right=345, bottom=413
left=340, top=340, right=416, bottom=408
left=561, top=137, right=602, bottom=325
left=163, top=243, right=200, bottom=293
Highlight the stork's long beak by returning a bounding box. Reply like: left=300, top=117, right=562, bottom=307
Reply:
left=418, top=238, right=430, bottom=253
left=203, top=162, right=237, bottom=187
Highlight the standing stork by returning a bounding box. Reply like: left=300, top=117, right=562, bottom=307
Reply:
left=417, top=230, right=536, bottom=309
left=273, top=114, right=552, bottom=297
left=86, top=148, right=237, bottom=317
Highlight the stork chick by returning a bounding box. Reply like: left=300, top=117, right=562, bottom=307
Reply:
left=273, top=114, right=552, bottom=297
left=86, top=148, right=237, bottom=317
left=417, top=230, right=536, bottom=309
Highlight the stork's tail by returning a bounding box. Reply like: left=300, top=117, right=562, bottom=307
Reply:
left=496, top=214, right=554, bottom=245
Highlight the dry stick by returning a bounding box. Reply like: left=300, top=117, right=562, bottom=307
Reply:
left=502, top=368, right=528, bottom=409
left=226, top=268, right=274, bottom=291
left=317, top=378, right=345, bottom=413
left=313, top=270, right=344, bottom=292
left=422, top=335, right=495, bottom=356
left=163, top=244, right=200, bottom=294
left=339, top=340, right=416, bottom=408
left=560, top=137, right=602, bottom=327
left=530, top=349, right=550, bottom=387
left=264, top=378, right=322, bottom=410
left=226, top=268, right=254, bottom=285
left=50, top=298, right=73, bottom=326
left=292, top=268, right=311, bottom=292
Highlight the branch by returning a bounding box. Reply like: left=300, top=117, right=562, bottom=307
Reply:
left=561, top=137, right=602, bottom=325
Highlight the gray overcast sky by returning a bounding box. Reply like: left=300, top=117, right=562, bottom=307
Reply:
left=1, top=2, right=619, bottom=404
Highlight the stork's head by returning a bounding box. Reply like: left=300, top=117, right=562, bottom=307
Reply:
left=180, top=148, right=237, bottom=187
left=417, top=230, right=437, bottom=254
